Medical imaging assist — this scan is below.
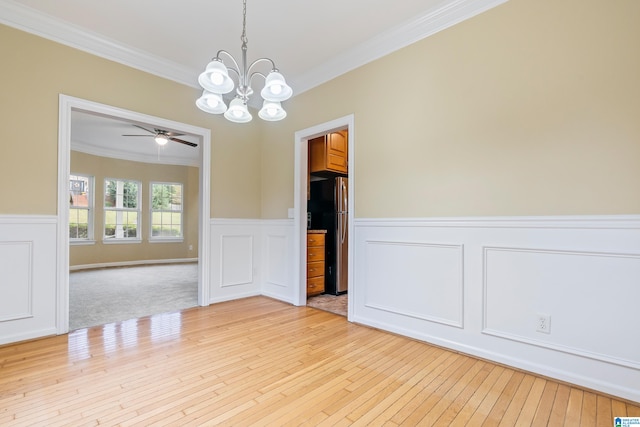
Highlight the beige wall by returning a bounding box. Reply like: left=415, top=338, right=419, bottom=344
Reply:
left=0, top=24, right=262, bottom=218
left=2, top=0, right=639, bottom=222
left=69, top=151, right=198, bottom=266
left=261, top=0, right=640, bottom=218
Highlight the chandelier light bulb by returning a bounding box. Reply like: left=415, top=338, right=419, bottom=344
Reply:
left=224, top=98, right=252, bottom=123
left=210, top=72, right=224, bottom=86
left=258, top=100, right=286, bottom=121
left=196, top=90, right=227, bottom=114
left=198, top=60, right=234, bottom=94
left=261, top=71, right=292, bottom=102
left=270, top=84, right=282, bottom=95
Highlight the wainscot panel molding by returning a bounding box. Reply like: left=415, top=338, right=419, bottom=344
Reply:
left=0, top=241, right=32, bottom=322
left=363, top=240, right=464, bottom=328
left=0, top=215, right=58, bottom=345
left=209, top=219, right=295, bottom=305
left=262, top=221, right=295, bottom=304
left=352, top=215, right=640, bottom=403
left=483, top=246, right=640, bottom=370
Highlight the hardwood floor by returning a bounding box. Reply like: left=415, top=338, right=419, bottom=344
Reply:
left=0, top=297, right=638, bottom=426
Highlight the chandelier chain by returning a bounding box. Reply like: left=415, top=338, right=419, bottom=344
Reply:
left=241, top=0, right=248, bottom=45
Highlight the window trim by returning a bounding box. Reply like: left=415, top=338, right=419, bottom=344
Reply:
left=103, top=177, right=142, bottom=243
left=69, top=173, right=95, bottom=243
left=149, top=181, right=184, bottom=243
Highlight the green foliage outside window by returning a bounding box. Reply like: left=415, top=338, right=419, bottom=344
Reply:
left=151, top=183, right=183, bottom=238
left=152, top=184, right=182, bottom=210
left=105, top=179, right=138, bottom=208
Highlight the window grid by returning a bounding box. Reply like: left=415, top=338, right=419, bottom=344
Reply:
left=69, top=174, right=93, bottom=240
left=104, top=178, right=141, bottom=240
left=150, top=182, right=183, bottom=239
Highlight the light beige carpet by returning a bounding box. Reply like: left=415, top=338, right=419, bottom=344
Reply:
left=69, top=263, right=198, bottom=330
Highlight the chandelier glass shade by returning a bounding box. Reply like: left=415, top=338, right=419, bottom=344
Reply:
left=258, top=100, right=287, bottom=121
left=195, top=0, right=292, bottom=123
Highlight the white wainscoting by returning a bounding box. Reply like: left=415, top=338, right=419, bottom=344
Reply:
left=209, top=219, right=261, bottom=303
left=353, top=216, right=640, bottom=403
left=483, top=246, right=640, bottom=370
left=209, top=219, right=295, bottom=304
left=0, top=216, right=58, bottom=345
left=3, top=214, right=638, bottom=401
left=364, top=240, right=464, bottom=328
left=262, top=221, right=296, bottom=304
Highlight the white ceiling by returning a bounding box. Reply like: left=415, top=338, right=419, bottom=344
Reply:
left=0, top=0, right=506, bottom=165
left=71, top=111, right=201, bottom=167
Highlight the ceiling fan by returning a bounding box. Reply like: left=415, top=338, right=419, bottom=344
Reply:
left=123, top=125, right=197, bottom=147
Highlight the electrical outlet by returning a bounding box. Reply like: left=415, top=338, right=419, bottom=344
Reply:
left=188, top=245, right=193, bottom=251
left=536, top=313, right=551, bottom=334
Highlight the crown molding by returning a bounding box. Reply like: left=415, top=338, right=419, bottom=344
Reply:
left=71, top=141, right=199, bottom=167
left=0, top=0, right=508, bottom=95
left=291, top=0, right=509, bottom=94
left=0, top=0, right=199, bottom=88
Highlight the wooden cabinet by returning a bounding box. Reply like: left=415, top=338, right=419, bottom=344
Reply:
left=309, top=130, right=348, bottom=175
left=306, top=232, right=325, bottom=296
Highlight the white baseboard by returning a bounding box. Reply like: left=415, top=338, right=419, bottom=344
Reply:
left=208, top=290, right=262, bottom=305
left=0, top=327, right=58, bottom=347
left=261, top=290, right=295, bottom=306
left=70, top=258, right=198, bottom=271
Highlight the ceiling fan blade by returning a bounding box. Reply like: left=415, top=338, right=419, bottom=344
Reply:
left=165, top=131, right=185, bottom=137
left=132, top=124, right=155, bottom=134
left=122, top=134, right=152, bottom=137
left=170, top=137, right=198, bottom=147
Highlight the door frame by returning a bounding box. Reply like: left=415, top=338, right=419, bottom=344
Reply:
left=293, top=114, right=354, bottom=319
left=57, top=95, right=211, bottom=334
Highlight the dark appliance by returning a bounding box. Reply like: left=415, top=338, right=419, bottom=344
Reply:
left=308, top=177, right=348, bottom=295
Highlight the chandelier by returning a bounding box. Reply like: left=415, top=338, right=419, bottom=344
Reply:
left=195, top=0, right=292, bottom=123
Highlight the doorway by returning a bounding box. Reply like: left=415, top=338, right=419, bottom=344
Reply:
left=57, top=95, right=211, bottom=334
left=293, top=115, right=354, bottom=320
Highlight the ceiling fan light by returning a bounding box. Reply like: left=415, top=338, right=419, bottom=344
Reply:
left=224, top=98, right=252, bottom=123
left=196, top=90, right=227, bottom=114
left=198, top=59, right=234, bottom=94
left=258, top=100, right=287, bottom=121
left=261, top=71, right=293, bottom=102
left=155, top=134, right=169, bottom=145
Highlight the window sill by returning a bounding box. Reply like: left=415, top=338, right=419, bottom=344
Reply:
left=102, top=238, right=142, bottom=245
left=149, top=238, right=184, bottom=244
left=70, top=239, right=96, bottom=246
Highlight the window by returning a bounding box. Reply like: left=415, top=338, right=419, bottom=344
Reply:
left=69, top=174, right=94, bottom=241
left=150, top=182, right=183, bottom=240
left=104, top=178, right=141, bottom=241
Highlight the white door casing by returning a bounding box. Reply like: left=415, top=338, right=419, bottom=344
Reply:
left=57, top=95, right=211, bottom=334
left=293, top=114, right=354, bottom=319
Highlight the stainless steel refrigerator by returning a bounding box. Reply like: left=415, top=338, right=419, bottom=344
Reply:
left=308, top=176, right=348, bottom=294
